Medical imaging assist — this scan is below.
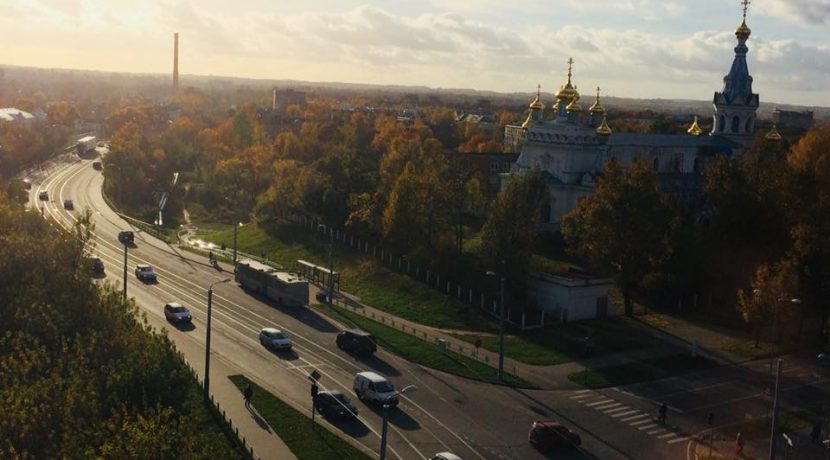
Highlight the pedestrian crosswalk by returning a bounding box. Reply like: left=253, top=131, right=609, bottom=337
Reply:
left=568, top=389, right=694, bottom=445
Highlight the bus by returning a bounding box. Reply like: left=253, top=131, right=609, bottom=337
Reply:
left=234, top=259, right=309, bottom=307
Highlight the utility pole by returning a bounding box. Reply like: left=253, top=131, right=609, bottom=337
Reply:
left=327, top=229, right=334, bottom=303
left=769, top=359, right=783, bottom=460
left=122, top=243, right=128, bottom=302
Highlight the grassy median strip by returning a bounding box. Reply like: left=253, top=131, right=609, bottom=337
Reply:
left=568, top=354, right=718, bottom=388
left=229, top=375, right=371, bottom=460
left=314, top=303, right=537, bottom=388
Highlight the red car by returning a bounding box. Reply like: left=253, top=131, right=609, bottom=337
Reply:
left=529, top=420, right=582, bottom=452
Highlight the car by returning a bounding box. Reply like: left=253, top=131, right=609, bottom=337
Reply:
left=118, top=230, right=134, bottom=245
left=63, top=199, right=74, bottom=210
left=96, top=141, right=105, bottom=148
left=528, top=420, right=582, bottom=452
left=817, top=353, right=830, bottom=365
left=429, top=453, right=463, bottom=460
left=38, top=190, right=48, bottom=201
left=353, top=371, right=397, bottom=406
left=22, top=178, right=32, bottom=190
left=259, top=327, right=292, bottom=350
left=92, top=161, right=102, bottom=170
left=91, top=257, right=105, bottom=275
left=314, top=390, right=358, bottom=420
left=337, top=329, right=377, bottom=356
left=164, top=302, right=192, bottom=323
left=134, top=264, right=157, bottom=282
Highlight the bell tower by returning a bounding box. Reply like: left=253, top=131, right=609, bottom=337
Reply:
left=711, top=0, right=759, bottom=150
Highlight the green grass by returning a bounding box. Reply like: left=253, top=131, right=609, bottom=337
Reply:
left=314, top=303, right=537, bottom=388
left=728, top=407, right=825, bottom=440
left=567, top=354, right=719, bottom=388
left=722, top=339, right=776, bottom=359
left=452, top=316, right=661, bottom=366
left=229, top=375, right=371, bottom=460
left=207, top=222, right=494, bottom=332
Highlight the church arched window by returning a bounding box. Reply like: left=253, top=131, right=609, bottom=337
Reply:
left=731, top=116, right=740, bottom=133
left=542, top=202, right=552, bottom=224
left=745, top=117, right=752, bottom=133
left=653, top=157, right=659, bottom=171
left=719, top=115, right=725, bottom=132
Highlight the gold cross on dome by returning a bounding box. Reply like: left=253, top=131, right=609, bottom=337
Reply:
left=566, top=57, right=574, bottom=81
left=741, top=0, right=750, bottom=19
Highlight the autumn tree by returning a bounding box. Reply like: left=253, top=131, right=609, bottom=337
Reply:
left=479, top=169, right=547, bottom=285
left=785, top=125, right=830, bottom=345
left=563, top=160, right=679, bottom=316
left=736, top=258, right=800, bottom=346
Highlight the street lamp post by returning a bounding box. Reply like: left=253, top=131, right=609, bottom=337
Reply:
left=233, top=222, right=242, bottom=265
left=318, top=224, right=334, bottom=303
left=204, top=277, right=231, bottom=401
left=486, top=270, right=506, bottom=380
left=379, top=384, right=416, bottom=460
left=769, top=358, right=783, bottom=460
left=122, top=243, right=128, bottom=302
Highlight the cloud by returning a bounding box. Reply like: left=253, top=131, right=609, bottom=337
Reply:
left=764, top=0, right=830, bottom=25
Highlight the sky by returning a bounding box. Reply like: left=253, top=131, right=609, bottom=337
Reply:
left=1, top=0, right=829, bottom=107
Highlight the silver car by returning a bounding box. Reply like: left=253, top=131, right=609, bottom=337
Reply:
left=164, top=302, right=192, bottom=323
left=259, top=328, right=292, bottom=350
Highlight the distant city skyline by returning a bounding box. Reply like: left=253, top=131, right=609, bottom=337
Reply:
left=1, top=0, right=828, bottom=107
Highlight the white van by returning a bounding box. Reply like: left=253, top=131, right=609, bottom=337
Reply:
left=353, top=371, right=398, bottom=406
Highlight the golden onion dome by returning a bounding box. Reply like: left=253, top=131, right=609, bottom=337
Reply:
left=566, top=95, right=582, bottom=113
left=765, top=123, right=782, bottom=141
left=529, top=84, right=545, bottom=110
left=596, top=115, right=612, bottom=136
left=735, top=19, right=751, bottom=39
left=687, top=115, right=702, bottom=136
left=589, top=86, right=606, bottom=115
left=555, top=58, right=579, bottom=102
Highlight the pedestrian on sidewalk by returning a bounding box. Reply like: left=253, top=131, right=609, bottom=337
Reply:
left=811, top=421, right=822, bottom=443
left=244, top=384, right=253, bottom=408
left=658, top=402, right=667, bottom=425
left=735, top=432, right=744, bottom=457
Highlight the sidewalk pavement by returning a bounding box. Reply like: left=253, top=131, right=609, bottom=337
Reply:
left=208, top=356, right=298, bottom=460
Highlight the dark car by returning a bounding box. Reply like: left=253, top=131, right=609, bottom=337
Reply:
left=337, top=329, right=377, bottom=356
left=314, top=390, right=358, bottom=420
left=63, top=199, right=74, bottom=210
left=164, top=302, right=192, bottom=323
left=92, top=161, right=103, bottom=170
left=135, top=264, right=157, bottom=282
left=817, top=353, right=830, bottom=365
left=91, top=257, right=105, bottom=275
left=529, top=420, right=581, bottom=452
left=118, top=230, right=134, bottom=245
left=38, top=190, right=48, bottom=201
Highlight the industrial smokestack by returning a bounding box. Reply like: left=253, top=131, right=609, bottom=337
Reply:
left=173, top=33, right=179, bottom=91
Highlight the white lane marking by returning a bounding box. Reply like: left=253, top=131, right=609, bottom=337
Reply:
left=612, top=409, right=640, bottom=418
left=647, top=428, right=665, bottom=435
left=668, top=436, right=691, bottom=444
left=621, top=413, right=649, bottom=422
left=604, top=406, right=632, bottom=415
left=572, top=389, right=592, bottom=394
left=631, top=419, right=654, bottom=426
left=571, top=393, right=595, bottom=400
left=594, top=402, right=622, bottom=411
left=658, top=433, right=677, bottom=439
left=586, top=398, right=614, bottom=407
left=638, top=423, right=659, bottom=431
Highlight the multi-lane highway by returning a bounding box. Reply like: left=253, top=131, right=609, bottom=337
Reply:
left=28, top=152, right=830, bottom=460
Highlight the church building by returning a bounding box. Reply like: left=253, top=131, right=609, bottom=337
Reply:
left=503, top=1, right=774, bottom=230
